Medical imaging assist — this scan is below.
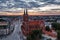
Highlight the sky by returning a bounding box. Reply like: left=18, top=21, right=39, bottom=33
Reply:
left=0, top=0, right=60, bottom=11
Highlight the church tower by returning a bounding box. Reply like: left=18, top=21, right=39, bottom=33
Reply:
left=22, top=9, right=29, bottom=36
left=23, top=9, right=28, bottom=22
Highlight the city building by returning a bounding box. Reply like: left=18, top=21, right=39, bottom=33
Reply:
left=21, top=9, right=57, bottom=40
left=0, top=18, right=10, bottom=35
left=0, top=18, right=14, bottom=35
left=21, top=9, right=45, bottom=36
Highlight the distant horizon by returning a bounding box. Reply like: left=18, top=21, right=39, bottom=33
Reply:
left=0, top=11, right=60, bottom=16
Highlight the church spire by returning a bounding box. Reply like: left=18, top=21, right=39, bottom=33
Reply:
left=23, top=9, right=28, bottom=22
left=26, top=9, right=28, bottom=15
left=24, top=9, right=25, bottom=15
left=24, top=9, right=28, bottom=15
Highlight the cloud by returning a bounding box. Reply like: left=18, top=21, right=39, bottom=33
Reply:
left=0, top=3, right=7, bottom=6
left=0, top=0, right=60, bottom=11
left=55, top=0, right=60, bottom=2
left=40, top=4, right=60, bottom=11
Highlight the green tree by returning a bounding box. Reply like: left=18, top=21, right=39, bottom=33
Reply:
left=45, top=26, right=51, bottom=31
left=47, top=38, right=51, bottom=40
left=27, top=30, right=42, bottom=40
left=51, top=22, right=60, bottom=40
left=51, top=22, right=60, bottom=30
left=57, top=30, right=60, bottom=40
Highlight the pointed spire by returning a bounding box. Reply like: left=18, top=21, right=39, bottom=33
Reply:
left=26, top=8, right=28, bottom=15
left=23, top=8, right=28, bottom=22
left=24, top=9, right=25, bottom=15
left=24, top=8, right=28, bottom=15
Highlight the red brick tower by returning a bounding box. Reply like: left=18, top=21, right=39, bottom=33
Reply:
left=22, top=9, right=29, bottom=35
left=23, top=9, right=28, bottom=22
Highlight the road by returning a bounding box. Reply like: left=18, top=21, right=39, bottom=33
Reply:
left=0, top=20, right=24, bottom=40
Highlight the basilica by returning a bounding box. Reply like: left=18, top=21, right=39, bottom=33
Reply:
left=21, top=9, right=57, bottom=40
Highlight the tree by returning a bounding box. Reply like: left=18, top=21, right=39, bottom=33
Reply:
left=47, top=38, right=51, bottom=40
left=51, top=22, right=60, bottom=30
left=45, top=26, right=51, bottom=31
left=51, top=22, right=60, bottom=40
left=57, top=30, right=60, bottom=40
left=27, top=30, right=42, bottom=40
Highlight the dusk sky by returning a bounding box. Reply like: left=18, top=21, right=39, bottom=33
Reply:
left=0, top=0, right=60, bottom=11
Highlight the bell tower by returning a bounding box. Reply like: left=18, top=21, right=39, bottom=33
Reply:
left=23, top=9, right=28, bottom=22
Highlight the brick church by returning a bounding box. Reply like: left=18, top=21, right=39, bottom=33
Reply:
left=21, top=9, right=45, bottom=36
left=21, top=9, right=57, bottom=39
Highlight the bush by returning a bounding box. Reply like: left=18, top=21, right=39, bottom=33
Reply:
left=27, top=30, right=42, bottom=40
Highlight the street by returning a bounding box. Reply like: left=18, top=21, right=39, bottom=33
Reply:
left=0, top=19, right=24, bottom=40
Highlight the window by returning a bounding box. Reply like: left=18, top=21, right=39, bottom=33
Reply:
left=0, top=25, right=8, bottom=29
